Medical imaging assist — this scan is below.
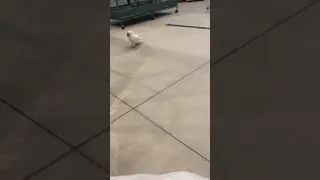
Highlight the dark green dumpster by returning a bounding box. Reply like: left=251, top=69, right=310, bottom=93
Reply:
left=111, top=0, right=178, bottom=29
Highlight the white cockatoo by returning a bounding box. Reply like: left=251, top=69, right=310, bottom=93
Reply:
left=127, top=30, right=143, bottom=48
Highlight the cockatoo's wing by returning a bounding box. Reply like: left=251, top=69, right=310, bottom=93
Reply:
left=134, top=34, right=143, bottom=40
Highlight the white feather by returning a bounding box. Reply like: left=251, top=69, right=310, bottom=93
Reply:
left=127, top=30, right=143, bottom=48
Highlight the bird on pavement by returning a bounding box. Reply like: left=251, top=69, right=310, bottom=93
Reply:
left=127, top=30, right=143, bottom=48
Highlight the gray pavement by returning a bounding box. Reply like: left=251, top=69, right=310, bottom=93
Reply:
left=1, top=0, right=320, bottom=179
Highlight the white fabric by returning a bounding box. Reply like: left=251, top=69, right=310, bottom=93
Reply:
left=111, top=172, right=209, bottom=180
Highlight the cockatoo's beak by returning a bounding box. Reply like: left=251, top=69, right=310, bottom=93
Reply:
left=127, top=33, right=130, bottom=37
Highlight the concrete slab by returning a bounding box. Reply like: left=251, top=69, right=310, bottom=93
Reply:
left=0, top=102, right=69, bottom=180
left=29, top=153, right=108, bottom=180
left=137, top=64, right=210, bottom=160
left=110, top=40, right=208, bottom=107
left=109, top=111, right=210, bottom=177
left=211, top=0, right=315, bottom=61
left=110, top=94, right=132, bottom=122
left=212, top=2, right=320, bottom=179
left=80, top=131, right=110, bottom=170
left=109, top=1, right=211, bottom=177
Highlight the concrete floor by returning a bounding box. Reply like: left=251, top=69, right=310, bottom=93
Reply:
left=2, top=0, right=320, bottom=179
left=110, top=1, right=210, bottom=177
left=212, top=0, right=320, bottom=179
